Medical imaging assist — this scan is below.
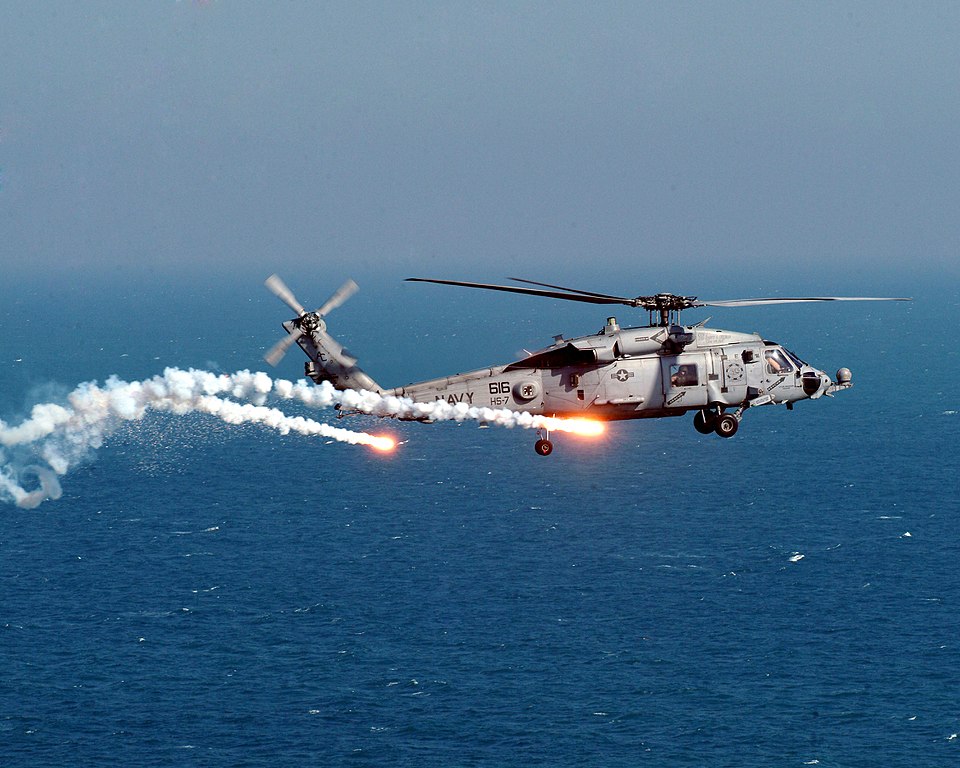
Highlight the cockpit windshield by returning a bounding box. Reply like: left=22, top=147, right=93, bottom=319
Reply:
left=783, top=348, right=807, bottom=367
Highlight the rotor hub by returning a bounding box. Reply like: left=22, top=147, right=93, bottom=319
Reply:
left=631, top=293, right=700, bottom=311
left=631, top=293, right=703, bottom=326
left=300, top=313, right=324, bottom=333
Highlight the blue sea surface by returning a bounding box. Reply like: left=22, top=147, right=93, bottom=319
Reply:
left=1, top=277, right=958, bottom=766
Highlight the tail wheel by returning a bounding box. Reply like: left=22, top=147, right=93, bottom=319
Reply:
left=714, top=413, right=739, bottom=438
left=534, top=439, right=554, bottom=456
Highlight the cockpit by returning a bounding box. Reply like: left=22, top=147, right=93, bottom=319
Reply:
left=764, top=348, right=793, bottom=374
left=761, top=343, right=807, bottom=375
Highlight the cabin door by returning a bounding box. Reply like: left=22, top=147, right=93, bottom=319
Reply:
left=661, top=353, right=709, bottom=409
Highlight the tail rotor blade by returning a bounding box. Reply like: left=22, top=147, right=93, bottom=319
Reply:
left=264, top=328, right=303, bottom=366
left=316, top=279, right=359, bottom=317
left=265, top=274, right=306, bottom=316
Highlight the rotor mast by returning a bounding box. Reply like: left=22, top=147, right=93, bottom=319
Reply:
left=641, top=293, right=701, bottom=327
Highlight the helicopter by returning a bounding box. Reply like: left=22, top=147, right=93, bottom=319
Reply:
left=263, top=274, right=909, bottom=455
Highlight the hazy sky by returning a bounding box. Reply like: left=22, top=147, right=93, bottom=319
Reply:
left=3, top=1, right=959, bottom=292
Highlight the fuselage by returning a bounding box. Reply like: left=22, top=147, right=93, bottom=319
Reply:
left=387, top=316, right=837, bottom=420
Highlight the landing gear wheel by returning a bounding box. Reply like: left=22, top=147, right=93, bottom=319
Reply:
left=714, top=413, right=739, bottom=438
left=534, top=439, right=554, bottom=456
left=693, top=410, right=716, bottom=435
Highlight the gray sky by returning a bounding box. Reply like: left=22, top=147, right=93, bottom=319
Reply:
left=2, top=1, right=958, bottom=292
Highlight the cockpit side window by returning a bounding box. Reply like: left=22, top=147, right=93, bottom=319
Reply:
left=669, top=363, right=699, bottom=387
left=764, top=349, right=793, bottom=374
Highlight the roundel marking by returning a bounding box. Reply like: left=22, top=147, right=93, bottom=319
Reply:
left=513, top=380, right=541, bottom=402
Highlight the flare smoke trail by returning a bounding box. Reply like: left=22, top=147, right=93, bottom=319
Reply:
left=268, top=377, right=604, bottom=436
left=1, top=367, right=601, bottom=508
left=0, top=369, right=391, bottom=509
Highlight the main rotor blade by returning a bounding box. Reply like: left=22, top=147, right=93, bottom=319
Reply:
left=701, top=296, right=912, bottom=307
left=265, top=274, right=306, bottom=316
left=508, top=277, right=633, bottom=302
left=315, top=279, right=358, bottom=317
left=406, top=277, right=634, bottom=306
left=264, top=327, right=303, bottom=366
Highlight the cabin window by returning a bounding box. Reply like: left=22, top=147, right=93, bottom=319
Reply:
left=669, top=363, right=699, bottom=387
left=764, top=349, right=793, bottom=374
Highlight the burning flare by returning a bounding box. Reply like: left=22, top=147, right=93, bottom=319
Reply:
left=538, top=417, right=606, bottom=437
left=368, top=435, right=397, bottom=452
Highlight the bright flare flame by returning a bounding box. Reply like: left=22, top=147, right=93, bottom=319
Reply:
left=367, top=434, right=397, bottom=452
left=540, top=417, right=606, bottom=437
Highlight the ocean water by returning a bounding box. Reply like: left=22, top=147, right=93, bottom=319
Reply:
left=1, top=277, right=958, bottom=766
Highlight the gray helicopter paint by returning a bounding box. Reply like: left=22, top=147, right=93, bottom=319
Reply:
left=262, top=275, right=904, bottom=448
left=305, top=317, right=845, bottom=421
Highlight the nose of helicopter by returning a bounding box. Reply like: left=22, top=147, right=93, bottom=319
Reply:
left=801, top=367, right=836, bottom=399
left=825, top=367, right=853, bottom=395
left=819, top=371, right=834, bottom=396
left=802, top=366, right=851, bottom=398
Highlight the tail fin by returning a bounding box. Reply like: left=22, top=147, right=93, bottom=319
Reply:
left=300, top=328, right=381, bottom=392
left=264, top=275, right=382, bottom=392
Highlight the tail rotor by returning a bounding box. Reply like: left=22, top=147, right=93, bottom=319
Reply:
left=263, top=274, right=358, bottom=367
left=263, top=274, right=379, bottom=392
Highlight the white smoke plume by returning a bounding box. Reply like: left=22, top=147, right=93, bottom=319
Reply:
left=0, top=369, right=392, bottom=509
left=0, top=463, right=63, bottom=510
left=1, top=367, right=602, bottom=508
